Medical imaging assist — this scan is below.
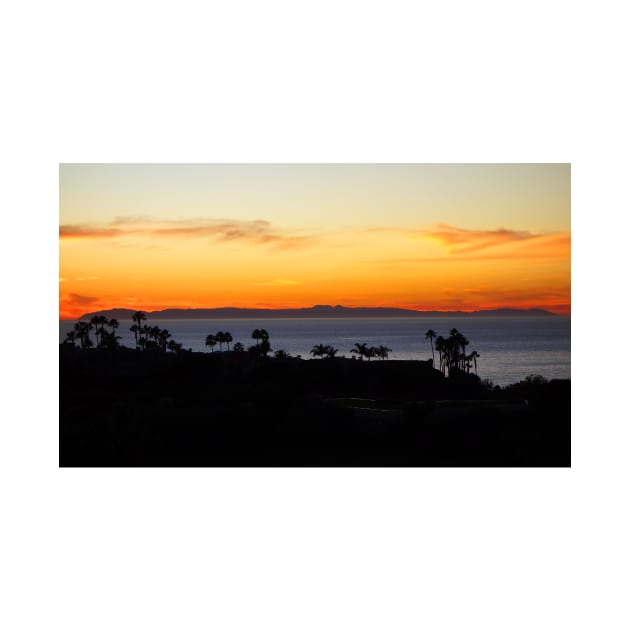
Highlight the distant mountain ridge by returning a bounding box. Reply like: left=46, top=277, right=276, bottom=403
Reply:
left=76, top=305, right=557, bottom=320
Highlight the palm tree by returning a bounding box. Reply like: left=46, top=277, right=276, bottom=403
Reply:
left=375, top=345, right=392, bottom=360
left=130, top=324, right=139, bottom=348
left=324, top=345, right=339, bottom=359
left=351, top=342, right=371, bottom=361
left=64, top=330, right=77, bottom=349
left=425, top=329, right=436, bottom=366
left=132, top=311, right=147, bottom=345
left=131, top=311, right=147, bottom=348
left=150, top=326, right=162, bottom=344
left=167, top=340, right=182, bottom=353
left=108, top=318, right=120, bottom=334
left=89, top=316, right=101, bottom=345
left=259, top=339, right=271, bottom=358
left=311, top=343, right=328, bottom=359
left=452, top=331, right=469, bottom=371
left=74, top=321, right=91, bottom=350
left=224, top=332, right=233, bottom=351
left=470, top=350, right=480, bottom=375
left=140, top=324, right=152, bottom=349
left=159, top=329, right=171, bottom=351
left=100, top=331, right=121, bottom=350
left=132, top=311, right=147, bottom=327
left=435, top=336, right=445, bottom=374
left=205, top=334, right=217, bottom=352
left=252, top=329, right=261, bottom=345
left=259, top=329, right=269, bottom=343
left=462, top=336, right=469, bottom=370
left=216, top=331, right=225, bottom=351
left=97, top=315, right=108, bottom=339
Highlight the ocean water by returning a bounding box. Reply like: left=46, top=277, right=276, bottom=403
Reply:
left=59, top=316, right=571, bottom=386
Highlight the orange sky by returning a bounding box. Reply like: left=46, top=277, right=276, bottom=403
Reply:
left=59, top=164, right=571, bottom=319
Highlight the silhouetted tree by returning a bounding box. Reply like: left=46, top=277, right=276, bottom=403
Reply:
left=74, top=321, right=91, bottom=350
left=233, top=342, right=245, bottom=352
left=64, top=330, right=78, bottom=349
left=141, top=324, right=152, bottom=348
left=351, top=342, right=370, bottom=361
left=130, top=324, right=140, bottom=348
left=435, top=336, right=445, bottom=374
left=470, top=350, right=480, bottom=375
left=425, top=329, right=436, bottom=366
left=260, top=339, right=271, bottom=357
left=132, top=311, right=147, bottom=347
left=158, top=329, right=171, bottom=352
left=274, top=349, right=290, bottom=359
left=428, top=329, right=478, bottom=376
left=89, top=316, right=101, bottom=345
left=97, top=315, right=108, bottom=339
left=248, top=339, right=271, bottom=359
left=167, top=339, right=182, bottom=353
left=216, top=331, right=225, bottom=351
left=224, top=332, right=233, bottom=351
left=374, top=345, right=392, bottom=360
left=99, top=331, right=121, bottom=351
left=252, top=329, right=262, bottom=345
left=205, top=334, right=217, bottom=352
left=108, top=318, right=120, bottom=334
left=311, top=344, right=328, bottom=359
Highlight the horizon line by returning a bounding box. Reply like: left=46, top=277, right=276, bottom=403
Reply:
left=59, top=304, right=570, bottom=320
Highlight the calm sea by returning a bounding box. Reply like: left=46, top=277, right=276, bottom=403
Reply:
left=59, top=316, right=570, bottom=386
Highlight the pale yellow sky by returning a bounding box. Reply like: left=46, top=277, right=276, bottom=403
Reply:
left=59, top=164, right=571, bottom=318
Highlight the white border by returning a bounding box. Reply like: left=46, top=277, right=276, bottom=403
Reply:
left=4, top=1, right=628, bottom=629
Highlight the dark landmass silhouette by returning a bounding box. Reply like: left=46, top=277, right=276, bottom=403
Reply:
left=59, top=345, right=570, bottom=467
left=74, top=305, right=557, bottom=321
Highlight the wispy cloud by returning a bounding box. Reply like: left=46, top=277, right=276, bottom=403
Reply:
left=415, top=224, right=540, bottom=254
left=60, top=225, right=124, bottom=238
left=60, top=217, right=317, bottom=250
left=59, top=292, right=106, bottom=319
left=366, top=224, right=570, bottom=265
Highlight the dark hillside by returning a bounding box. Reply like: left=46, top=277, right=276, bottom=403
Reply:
left=59, top=346, right=570, bottom=467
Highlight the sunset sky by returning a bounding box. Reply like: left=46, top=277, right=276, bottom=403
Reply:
left=59, top=164, right=570, bottom=319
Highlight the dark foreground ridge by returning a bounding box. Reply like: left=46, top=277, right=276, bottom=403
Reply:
left=76, top=305, right=557, bottom=320
left=60, top=346, right=570, bottom=467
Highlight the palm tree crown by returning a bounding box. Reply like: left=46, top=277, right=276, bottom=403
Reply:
left=205, top=334, right=217, bottom=352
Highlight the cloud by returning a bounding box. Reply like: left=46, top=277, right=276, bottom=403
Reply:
left=371, top=225, right=570, bottom=265
left=415, top=224, right=540, bottom=254
left=59, top=292, right=101, bottom=319
left=60, top=293, right=100, bottom=307
left=60, top=217, right=317, bottom=250
left=60, top=225, right=124, bottom=238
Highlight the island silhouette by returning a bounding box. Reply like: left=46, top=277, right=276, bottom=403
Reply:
left=72, top=305, right=558, bottom=321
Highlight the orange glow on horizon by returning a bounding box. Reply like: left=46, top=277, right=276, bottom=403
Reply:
left=60, top=165, right=571, bottom=320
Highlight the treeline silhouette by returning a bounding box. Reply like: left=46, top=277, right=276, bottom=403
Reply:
left=425, top=328, right=480, bottom=375
left=64, top=313, right=483, bottom=374
left=60, top=317, right=569, bottom=467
